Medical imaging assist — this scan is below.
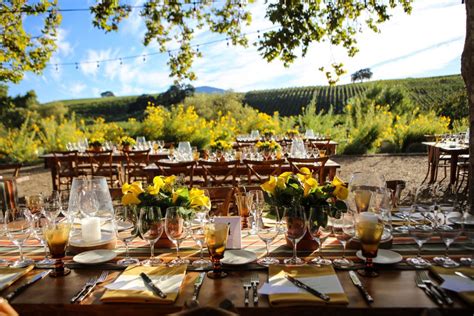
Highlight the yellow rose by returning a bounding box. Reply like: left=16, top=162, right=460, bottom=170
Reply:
left=147, top=176, right=165, bottom=195
left=261, top=176, right=277, bottom=195
left=304, top=177, right=319, bottom=197
left=122, top=192, right=141, bottom=205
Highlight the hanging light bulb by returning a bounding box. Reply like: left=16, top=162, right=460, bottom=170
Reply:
left=119, top=58, right=123, bottom=65
left=96, top=61, right=100, bottom=68
left=55, top=64, right=59, bottom=72
left=75, top=62, right=79, bottom=70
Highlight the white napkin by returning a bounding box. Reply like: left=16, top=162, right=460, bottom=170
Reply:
left=259, top=272, right=344, bottom=295
left=440, top=274, right=474, bottom=293
left=105, top=273, right=184, bottom=293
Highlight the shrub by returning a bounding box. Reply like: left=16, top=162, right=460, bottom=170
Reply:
left=0, top=117, right=40, bottom=163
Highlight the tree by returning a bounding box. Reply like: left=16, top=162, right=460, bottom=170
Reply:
left=351, top=68, right=373, bottom=83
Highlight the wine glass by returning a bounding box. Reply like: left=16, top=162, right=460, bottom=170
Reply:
left=406, top=224, right=433, bottom=268
left=115, top=205, right=140, bottom=266
left=282, top=205, right=307, bottom=266
left=25, top=193, right=44, bottom=226
left=0, top=208, right=10, bottom=266
left=43, top=220, right=72, bottom=277
left=205, top=222, right=229, bottom=279
left=354, top=190, right=372, bottom=213
left=332, top=212, right=355, bottom=268
left=165, top=207, right=190, bottom=266
left=355, top=212, right=384, bottom=277
left=248, top=190, right=264, bottom=235
left=195, top=189, right=211, bottom=223
left=138, top=206, right=164, bottom=266
left=393, top=188, right=415, bottom=233
left=190, top=213, right=212, bottom=268
left=34, top=216, right=56, bottom=266
left=256, top=212, right=280, bottom=266
left=42, top=195, right=62, bottom=224
left=460, top=215, right=474, bottom=266
left=433, top=224, right=462, bottom=268
left=5, top=207, right=34, bottom=267
left=308, top=206, right=332, bottom=266
left=234, top=192, right=250, bottom=229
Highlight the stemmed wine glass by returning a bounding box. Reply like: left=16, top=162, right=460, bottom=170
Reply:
left=190, top=213, right=212, bottom=268
left=138, top=206, right=164, bottom=266
left=248, top=190, right=264, bottom=235
left=25, top=194, right=44, bottom=227
left=355, top=212, right=384, bottom=277
left=433, top=224, right=463, bottom=268
left=393, top=188, right=415, bottom=233
left=256, top=211, right=280, bottom=266
left=205, top=222, right=229, bottom=279
left=43, top=220, right=72, bottom=277
left=0, top=208, right=10, bottom=266
left=332, top=212, right=355, bottom=268
left=165, top=207, right=190, bottom=266
left=308, top=206, right=332, bottom=266
left=115, top=205, right=140, bottom=266
left=5, top=207, right=34, bottom=267
left=406, top=224, right=433, bottom=268
left=34, top=216, right=56, bottom=266
left=282, top=205, right=307, bottom=266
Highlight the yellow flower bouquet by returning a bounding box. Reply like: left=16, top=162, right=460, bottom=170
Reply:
left=261, top=168, right=348, bottom=227
left=256, top=140, right=281, bottom=152
left=209, top=139, right=233, bottom=152
left=122, top=175, right=210, bottom=218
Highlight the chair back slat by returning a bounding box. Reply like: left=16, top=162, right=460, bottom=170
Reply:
left=199, top=160, right=239, bottom=187
left=242, top=159, right=285, bottom=184
left=287, top=156, right=329, bottom=182
left=155, top=160, right=196, bottom=186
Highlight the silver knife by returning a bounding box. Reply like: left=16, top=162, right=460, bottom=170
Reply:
left=285, top=274, right=330, bottom=302
left=455, top=271, right=474, bottom=280
left=349, top=271, right=374, bottom=304
left=192, top=272, right=205, bottom=301
left=140, top=272, right=167, bottom=298
left=6, top=270, right=51, bottom=301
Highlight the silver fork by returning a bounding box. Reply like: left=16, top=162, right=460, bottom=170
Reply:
left=70, top=277, right=96, bottom=303
left=77, top=271, right=109, bottom=303
left=419, top=270, right=453, bottom=305
left=243, top=279, right=252, bottom=306
left=415, top=272, right=443, bottom=305
left=251, top=274, right=259, bottom=305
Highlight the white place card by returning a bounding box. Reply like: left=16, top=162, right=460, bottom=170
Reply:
left=213, top=216, right=242, bottom=249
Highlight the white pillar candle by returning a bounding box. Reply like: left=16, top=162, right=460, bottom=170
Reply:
left=81, top=217, right=102, bottom=243
left=359, top=212, right=378, bottom=227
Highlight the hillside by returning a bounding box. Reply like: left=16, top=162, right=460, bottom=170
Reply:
left=43, top=74, right=464, bottom=120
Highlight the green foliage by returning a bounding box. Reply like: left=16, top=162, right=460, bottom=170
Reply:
left=0, top=116, right=40, bottom=163
left=351, top=68, right=373, bottom=83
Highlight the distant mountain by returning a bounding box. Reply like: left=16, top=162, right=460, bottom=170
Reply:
left=195, top=86, right=226, bottom=94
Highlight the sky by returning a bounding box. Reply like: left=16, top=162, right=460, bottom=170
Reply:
left=6, top=0, right=466, bottom=103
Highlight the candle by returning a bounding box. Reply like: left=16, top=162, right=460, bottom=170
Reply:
left=81, top=217, right=101, bottom=243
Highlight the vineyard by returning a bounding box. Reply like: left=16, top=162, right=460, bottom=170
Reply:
left=43, top=74, right=464, bottom=119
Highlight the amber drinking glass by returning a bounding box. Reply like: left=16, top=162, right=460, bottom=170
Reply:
left=205, top=222, right=229, bottom=279
left=43, top=222, right=72, bottom=277
left=356, top=212, right=384, bottom=277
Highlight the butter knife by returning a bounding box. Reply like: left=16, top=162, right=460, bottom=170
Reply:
left=284, top=274, right=330, bottom=302
left=140, top=272, right=167, bottom=299
left=455, top=271, right=474, bottom=280
left=192, top=272, right=205, bottom=301
left=349, top=271, right=374, bottom=304
left=6, top=270, right=51, bottom=301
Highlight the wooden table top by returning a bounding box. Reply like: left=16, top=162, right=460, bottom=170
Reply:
left=422, top=142, right=470, bottom=153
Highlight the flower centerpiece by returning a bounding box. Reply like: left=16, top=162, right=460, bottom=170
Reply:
left=120, top=136, right=136, bottom=151
left=261, top=168, right=348, bottom=249
left=256, top=140, right=281, bottom=159
left=286, top=128, right=300, bottom=139
left=89, top=137, right=104, bottom=151
left=209, top=139, right=232, bottom=161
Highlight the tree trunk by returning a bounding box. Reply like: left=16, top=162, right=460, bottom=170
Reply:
left=461, top=0, right=474, bottom=214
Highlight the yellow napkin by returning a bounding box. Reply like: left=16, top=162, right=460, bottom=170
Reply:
left=430, top=266, right=474, bottom=306
left=268, top=265, right=348, bottom=306
left=101, top=265, right=187, bottom=304
left=0, top=265, right=34, bottom=291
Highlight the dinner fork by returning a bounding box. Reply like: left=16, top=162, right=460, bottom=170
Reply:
left=70, top=277, right=96, bottom=303
left=251, top=274, right=259, bottom=305
left=77, top=271, right=109, bottom=303
left=419, top=270, right=453, bottom=305
left=415, top=272, right=443, bottom=305
left=243, top=279, right=252, bottom=306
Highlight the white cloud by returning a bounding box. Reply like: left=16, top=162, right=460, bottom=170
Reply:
left=68, top=82, right=87, bottom=95
left=56, top=28, right=73, bottom=57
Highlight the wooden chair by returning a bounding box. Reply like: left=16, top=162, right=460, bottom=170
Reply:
left=199, top=160, right=240, bottom=187
left=52, top=151, right=84, bottom=192
left=0, top=178, right=19, bottom=211
left=242, top=159, right=285, bottom=184
left=0, top=163, right=22, bottom=178
left=154, top=160, right=196, bottom=186
left=200, top=186, right=235, bottom=216
left=287, top=156, right=329, bottom=182
left=308, top=138, right=333, bottom=156
left=86, top=150, right=121, bottom=187
left=124, top=149, right=150, bottom=183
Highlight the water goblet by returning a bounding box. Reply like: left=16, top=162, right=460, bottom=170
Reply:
left=406, top=224, right=433, bottom=268
left=355, top=212, right=384, bottom=277
left=248, top=190, right=264, bottom=235
left=34, top=216, right=56, bottom=266
left=165, top=207, right=190, bottom=266
left=115, top=205, right=140, bottom=266
left=205, top=222, right=229, bottom=279
left=190, top=214, right=212, bottom=268
left=0, top=209, right=10, bottom=266
left=282, top=205, right=307, bottom=266
left=138, top=206, right=164, bottom=266
left=332, top=212, right=355, bottom=268
left=308, top=206, right=332, bottom=266
left=256, top=213, right=280, bottom=266
left=5, top=208, right=34, bottom=267
left=354, top=190, right=372, bottom=213
left=433, top=224, right=462, bottom=268
left=43, top=220, right=72, bottom=277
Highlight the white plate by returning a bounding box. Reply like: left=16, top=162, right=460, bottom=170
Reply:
left=221, top=250, right=257, bottom=265
left=356, top=249, right=403, bottom=264
left=449, top=216, right=474, bottom=225
left=73, top=249, right=117, bottom=265
left=69, top=231, right=115, bottom=247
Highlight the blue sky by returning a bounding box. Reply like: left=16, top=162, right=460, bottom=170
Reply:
left=7, top=0, right=465, bottom=103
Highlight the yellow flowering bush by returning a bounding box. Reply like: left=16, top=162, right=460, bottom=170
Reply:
left=0, top=117, right=40, bottom=163
left=36, top=114, right=85, bottom=153
left=261, top=168, right=348, bottom=227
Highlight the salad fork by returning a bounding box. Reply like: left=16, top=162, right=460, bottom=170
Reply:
left=419, top=270, right=453, bottom=305
left=415, top=272, right=443, bottom=305
left=71, top=277, right=96, bottom=303
left=77, top=271, right=109, bottom=303
left=251, top=274, right=260, bottom=305
left=243, top=279, right=252, bottom=306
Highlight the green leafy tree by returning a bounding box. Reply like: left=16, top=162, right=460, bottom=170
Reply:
left=351, top=68, right=373, bottom=83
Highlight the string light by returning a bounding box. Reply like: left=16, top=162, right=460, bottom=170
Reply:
left=96, top=61, right=100, bottom=68
left=119, top=58, right=123, bottom=65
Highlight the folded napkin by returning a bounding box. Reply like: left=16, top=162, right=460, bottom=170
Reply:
left=264, top=265, right=348, bottom=306
left=101, top=265, right=187, bottom=303
left=430, top=266, right=474, bottom=306
left=0, top=265, right=34, bottom=291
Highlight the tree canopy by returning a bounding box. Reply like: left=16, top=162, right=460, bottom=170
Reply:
left=1, top=0, right=413, bottom=84
left=351, top=68, right=373, bottom=83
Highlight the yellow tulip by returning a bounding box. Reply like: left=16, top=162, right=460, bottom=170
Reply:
left=304, top=178, right=319, bottom=197
left=172, top=187, right=188, bottom=204
left=164, top=175, right=176, bottom=186
left=191, top=195, right=211, bottom=209
left=331, top=176, right=346, bottom=188
left=122, top=192, right=141, bottom=205
left=148, top=176, right=165, bottom=195
left=261, top=176, right=277, bottom=195
left=189, top=188, right=205, bottom=199
left=334, top=185, right=349, bottom=200
left=122, top=181, right=144, bottom=195
left=278, top=172, right=293, bottom=183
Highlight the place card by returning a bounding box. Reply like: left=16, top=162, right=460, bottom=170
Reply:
left=213, top=216, right=242, bottom=249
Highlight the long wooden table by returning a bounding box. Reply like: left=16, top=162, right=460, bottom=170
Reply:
left=1, top=231, right=472, bottom=315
